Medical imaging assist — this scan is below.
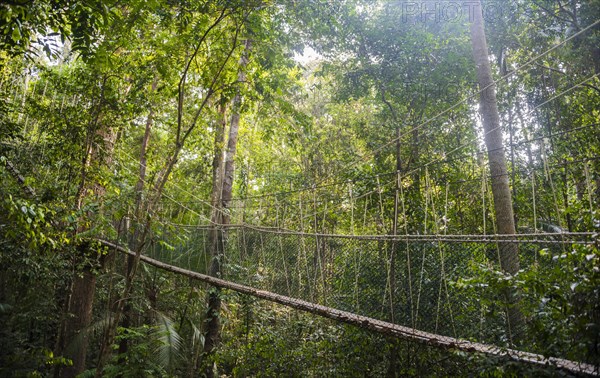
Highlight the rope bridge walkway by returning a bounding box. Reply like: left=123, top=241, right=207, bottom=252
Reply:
left=100, top=225, right=598, bottom=376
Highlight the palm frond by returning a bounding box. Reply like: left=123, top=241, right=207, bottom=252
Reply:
left=65, top=314, right=112, bottom=356
left=189, top=319, right=205, bottom=349
left=0, top=303, right=13, bottom=313
left=152, top=310, right=183, bottom=371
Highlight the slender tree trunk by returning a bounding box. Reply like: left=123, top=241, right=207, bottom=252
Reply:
left=508, top=108, right=518, bottom=229
left=211, top=98, right=228, bottom=212
left=387, top=131, right=402, bottom=378
left=469, top=0, right=522, bottom=341
left=190, top=98, right=227, bottom=377
left=563, top=165, right=573, bottom=232
left=203, top=39, right=251, bottom=378
left=119, top=78, right=157, bottom=360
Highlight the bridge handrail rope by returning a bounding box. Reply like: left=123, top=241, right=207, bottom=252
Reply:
left=161, top=224, right=597, bottom=245
left=170, top=151, right=599, bottom=209
left=104, top=146, right=218, bottom=225
left=246, top=120, right=599, bottom=199
left=166, top=222, right=596, bottom=242
left=98, top=238, right=599, bottom=376
left=226, top=122, right=600, bottom=202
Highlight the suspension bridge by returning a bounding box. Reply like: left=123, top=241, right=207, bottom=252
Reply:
left=99, top=224, right=598, bottom=376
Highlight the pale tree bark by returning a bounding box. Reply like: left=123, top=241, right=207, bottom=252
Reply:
left=470, top=0, right=522, bottom=342
left=203, top=39, right=251, bottom=378
left=189, top=97, right=227, bottom=377
left=380, top=87, right=402, bottom=377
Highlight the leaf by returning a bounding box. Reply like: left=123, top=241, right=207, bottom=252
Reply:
left=189, top=320, right=204, bottom=348
left=0, top=303, right=13, bottom=313
left=153, top=311, right=183, bottom=372
left=65, top=316, right=111, bottom=356
left=11, top=27, right=21, bottom=43
left=43, top=43, right=52, bottom=57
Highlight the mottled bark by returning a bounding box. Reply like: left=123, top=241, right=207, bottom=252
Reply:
left=61, top=267, right=96, bottom=377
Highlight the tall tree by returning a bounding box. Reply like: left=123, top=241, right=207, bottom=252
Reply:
left=204, top=38, right=251, bottom=377
left=470, top=0, right=521, bottom=340
left=94, top=4, right=243, bottom=375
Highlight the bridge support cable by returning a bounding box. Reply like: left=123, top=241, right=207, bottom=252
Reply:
left=98, top=239, right=598, bottom=377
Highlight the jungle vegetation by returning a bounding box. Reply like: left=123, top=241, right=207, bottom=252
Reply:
left=1, top=0, right=599, bottom=376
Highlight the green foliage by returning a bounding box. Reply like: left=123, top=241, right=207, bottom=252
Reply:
left=0, top=347, right=72, bottom=378
left=520, top=243, right=600, bottom=364
left=454, top=242, right=600, bottom=364
left=153, top=311, right=184, bottom=373
left=215, top=298, right=390, bottom=376
left=0, top=222, right=70, bottom=377
left=2, top=195, right=55, bottom=248
left=99, top=325, right=170, bottom=378
left=0, top=0, right=114, bottom=59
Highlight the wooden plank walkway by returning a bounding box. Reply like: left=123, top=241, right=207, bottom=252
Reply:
left=99, top=239, right=598, bottom=376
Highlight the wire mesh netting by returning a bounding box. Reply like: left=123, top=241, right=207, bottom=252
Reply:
left=142, top=223, right=598, bottom=369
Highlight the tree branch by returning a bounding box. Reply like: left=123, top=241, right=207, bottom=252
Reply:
left=177, top=7, right=230, bottom=144
left=3, top=158, right=36, bottom=197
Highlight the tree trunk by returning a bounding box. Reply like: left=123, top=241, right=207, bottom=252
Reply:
left=58, top=77, right=118, bottom=376
left=191, top=97, right=227, bottom=376
left=119, top=77, right=157, bottom=360
left=203, top=39, right=251, bottom=378
left=211, top=98, right=228, bottom=212
left=61, top=266, right=96, bottom=378
left=469, top=0, right=522, bottom=342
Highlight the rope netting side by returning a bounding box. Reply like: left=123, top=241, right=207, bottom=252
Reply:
left=99, top=239, right=598, bottom=376
left=126, top=224, right=599, bottom=370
